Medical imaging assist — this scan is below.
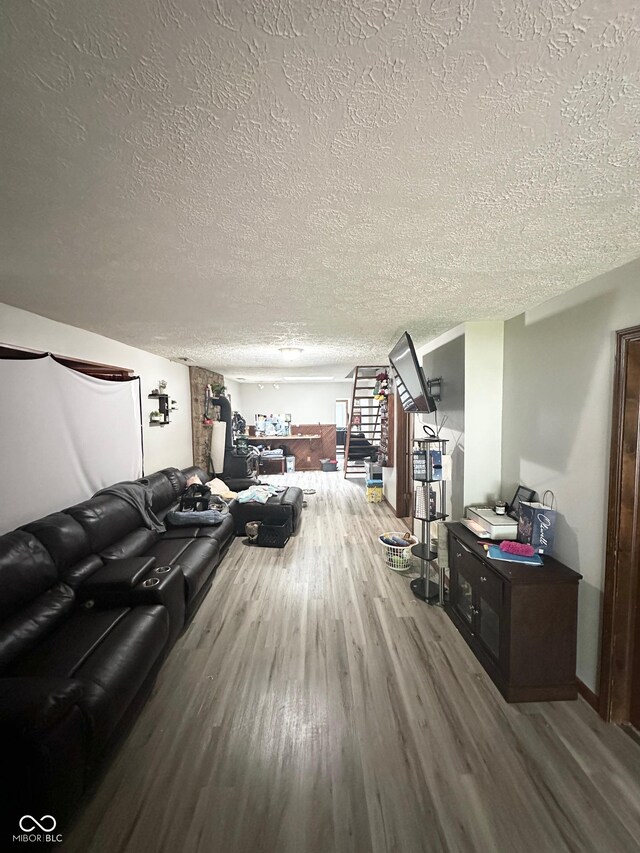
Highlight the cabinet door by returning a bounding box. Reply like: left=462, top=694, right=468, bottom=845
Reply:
left=449, top=537, right=479, bottom=628
left=476, top=567, right=503, bottom=662
left=453, top=563, right=474, bottom=627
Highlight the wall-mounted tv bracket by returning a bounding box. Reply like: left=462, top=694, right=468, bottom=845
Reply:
left=426, top=377, right=442, bottom=401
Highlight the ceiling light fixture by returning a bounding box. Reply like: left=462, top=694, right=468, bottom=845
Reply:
left=278, top=347, right=303, bottom=360
left=273, top=383, right=280, bottom=390
left=257, top=383, right=264, bottom=390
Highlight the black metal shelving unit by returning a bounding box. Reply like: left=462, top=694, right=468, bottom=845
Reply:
left=410, top=437, right=448, bottom=605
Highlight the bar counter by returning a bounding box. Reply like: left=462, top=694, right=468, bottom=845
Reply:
left=241, top=424, right=336, bottom=471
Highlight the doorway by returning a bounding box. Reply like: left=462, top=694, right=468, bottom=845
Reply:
left=600, top=326, right=640, bottom=726
left=335, top=399, right=349, bottom=456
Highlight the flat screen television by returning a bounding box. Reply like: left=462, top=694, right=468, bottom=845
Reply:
left=388, top=331, right=437, bottom=414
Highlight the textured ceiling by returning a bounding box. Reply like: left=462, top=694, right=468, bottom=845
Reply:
left=1, top=0, right=639, bottom=377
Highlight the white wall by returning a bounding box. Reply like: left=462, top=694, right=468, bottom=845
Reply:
left=463, top=322, right=504, bottom=507
left=501, top=256, right=640, bottom=694
left=0, top=302, right=193, bottom=477
left=420, top=330, right=466, bottom=521
left=224, top=377, right=244, bottom=415
left=235, top=381, right=351, bottom=425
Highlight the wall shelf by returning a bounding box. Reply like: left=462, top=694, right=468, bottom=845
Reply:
left=148, top=392, right=171, bottom=427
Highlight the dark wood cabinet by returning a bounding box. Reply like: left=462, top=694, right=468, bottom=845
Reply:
left=446, top=523, right=582, bottom=702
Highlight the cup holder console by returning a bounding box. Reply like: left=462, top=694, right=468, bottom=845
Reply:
left=142, top=577, right=160, bottom=588
left=155, top=566, right=171, bottom=574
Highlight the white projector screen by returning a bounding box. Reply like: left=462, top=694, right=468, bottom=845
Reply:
left=0, top=356, right=143, bottom=534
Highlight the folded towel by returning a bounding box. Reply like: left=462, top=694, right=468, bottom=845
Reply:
left=237, top=485, right=279, bottom=504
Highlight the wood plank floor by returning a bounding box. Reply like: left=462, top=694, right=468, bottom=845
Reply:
left=61, top=472, right=640, bottom=853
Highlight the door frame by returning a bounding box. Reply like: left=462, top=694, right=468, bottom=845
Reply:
left=394, top=395, right=413, bottom=520
left=599, top=325, right=640, bottom=722
left=335, top=398, right=349, bottom=429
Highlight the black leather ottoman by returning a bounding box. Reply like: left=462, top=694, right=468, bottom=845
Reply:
left=230, top=487, right=304, bottom=536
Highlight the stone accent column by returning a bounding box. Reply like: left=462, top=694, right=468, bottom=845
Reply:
left=189, top=366, right=224, bottom=473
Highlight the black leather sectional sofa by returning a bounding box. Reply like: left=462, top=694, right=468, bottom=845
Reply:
left=0, top=464, right=234, bottom=833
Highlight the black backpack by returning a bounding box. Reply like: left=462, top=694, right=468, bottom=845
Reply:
left=179, top=483, right=211, bottom=512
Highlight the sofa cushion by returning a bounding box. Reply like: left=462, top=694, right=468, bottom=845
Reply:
left=75, top=605, right=169, bottom=748
left=162, top=513, right=235, bottom=548
left=181, top=466, right=210, bottom=484
left=0, top=531, right=58, bottom=621
left=4, top=699, right=88, bottom=827
left=0, top=677, right=84, bottom=735
left=155, top=501, right=179, bottom=523
left=25, top=517, right=105, bottom=585
left=174, top=540, right=220, bottom=603
left=139, top=471, right=176, bottom=513
left=66, top=494, right=143, bottom=554
left=12, top=606, right=131, bottom=678
left=6, top=602, right=169, bottom=767
left=145, top=538, right=190, bottom=566
left=147, top=538, right=219, bottom=604
left=100, top=528, right=160, bottom=562
left=22, top=512, right=92, bottom=572
left=161, top=467, right=187, bottom=497
left=0, top=583, right=75, bottom=673
left=62, top=554, right=104, bottom=589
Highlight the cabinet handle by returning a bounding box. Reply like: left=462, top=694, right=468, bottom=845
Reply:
left=480, top=576, right=487, bottom=583
left=471, top=605, right=479, bottom=615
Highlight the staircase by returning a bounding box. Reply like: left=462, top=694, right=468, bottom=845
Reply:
left=343, top=365, right=387, bottom=477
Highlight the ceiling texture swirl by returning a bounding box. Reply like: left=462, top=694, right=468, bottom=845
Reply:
left=1, top=0, right=639, bottom=376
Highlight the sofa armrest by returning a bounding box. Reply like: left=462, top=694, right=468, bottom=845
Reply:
left=78, top=561, right=185, bottom=648
left=78, top=557, right=156, bottom=599
left=0, top=677, right=84, bottom=736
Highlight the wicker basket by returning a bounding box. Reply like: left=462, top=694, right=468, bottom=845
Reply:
left=379, top=532, right=418, bottom=571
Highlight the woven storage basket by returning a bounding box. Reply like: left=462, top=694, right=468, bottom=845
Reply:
left=378, top=532, right=418, bottom=571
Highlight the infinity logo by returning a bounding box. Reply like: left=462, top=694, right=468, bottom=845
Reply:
left=19, top=815, right=57, bottom=832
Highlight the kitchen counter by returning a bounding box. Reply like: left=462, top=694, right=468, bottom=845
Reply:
left=239, top=425, right=336, bottom=471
